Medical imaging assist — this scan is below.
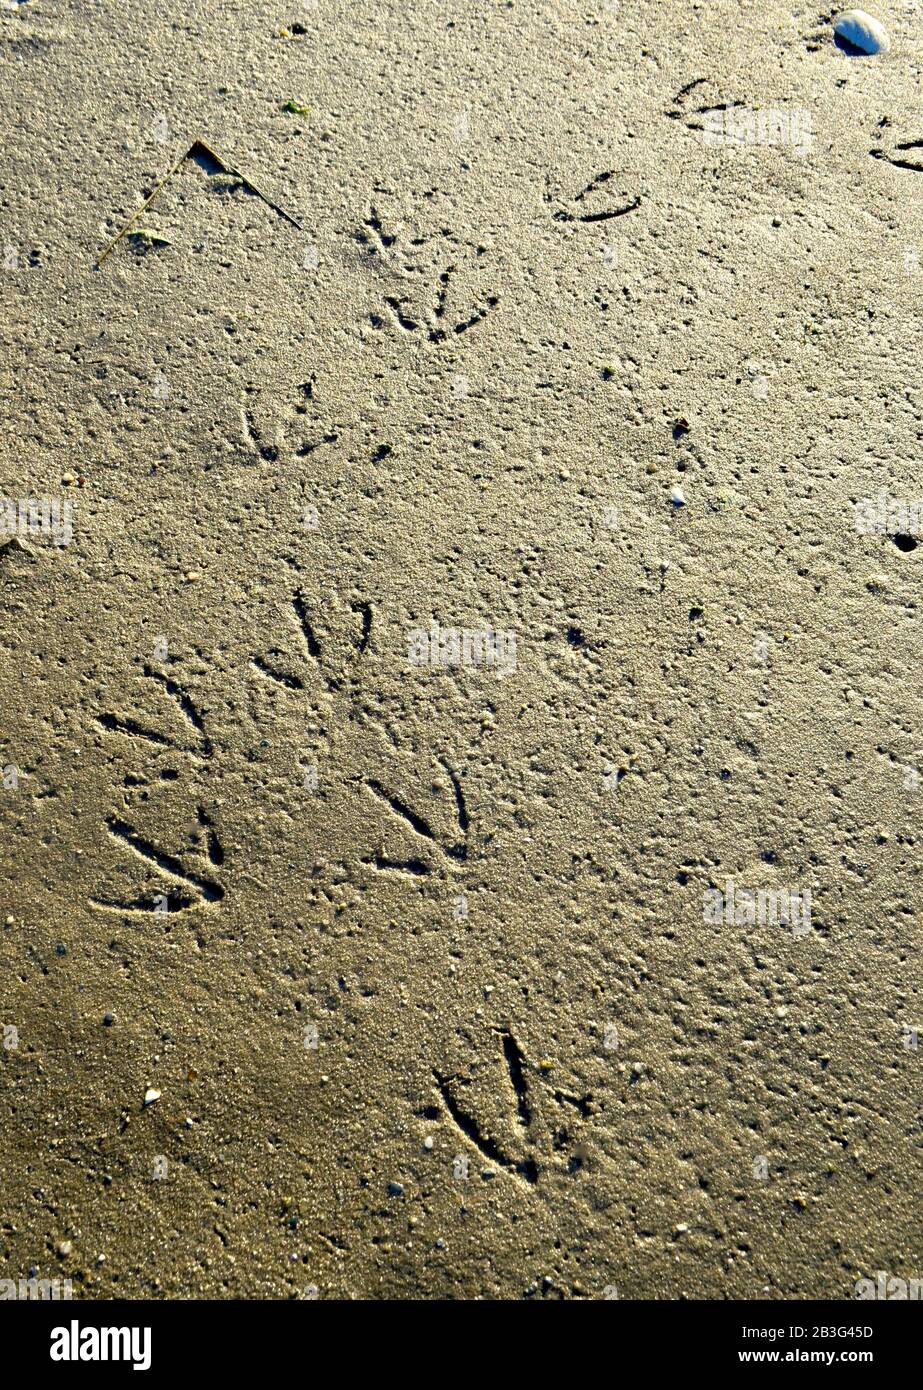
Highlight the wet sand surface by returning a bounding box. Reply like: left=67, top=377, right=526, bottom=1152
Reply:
left=0, top=0, right=921, bottom=1298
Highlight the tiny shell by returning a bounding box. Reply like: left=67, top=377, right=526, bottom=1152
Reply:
left=671, top=485, right=686, bottom=506
left=833, top=10, right=890, bottom=54
left=143, top=1087, right=161, bottom=1106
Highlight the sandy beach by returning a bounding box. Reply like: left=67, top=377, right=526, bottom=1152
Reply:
left=0, top=0, right=920, bottom=1300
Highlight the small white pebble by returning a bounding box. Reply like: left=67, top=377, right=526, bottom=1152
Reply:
left=423, top=1136, right=434, bottom=1150
left=833, top=10, right=889, bottom=54
left=670, top=485, right=685, bottom=506
left=143, top=1087, right=161, bottom=1106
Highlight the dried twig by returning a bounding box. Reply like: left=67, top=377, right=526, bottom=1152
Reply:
left=96, top=139, right=301, bottom=267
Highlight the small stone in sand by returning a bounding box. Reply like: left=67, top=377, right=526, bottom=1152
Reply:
left=143, top=1088, right=161, bottom=1106
left=0, top=537, right=33, bottom=557
left=833, top=10, right=889, bottom=55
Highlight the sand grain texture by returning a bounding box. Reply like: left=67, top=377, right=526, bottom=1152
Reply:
left=0, top=0, right=920, bottom=1299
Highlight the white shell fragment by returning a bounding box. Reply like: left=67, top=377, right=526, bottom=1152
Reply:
left=143, top=1087, right=161, bottom=1106
left=833, top=10, right=890, bottom=54
left=670, top=485, right=686, bottom=507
